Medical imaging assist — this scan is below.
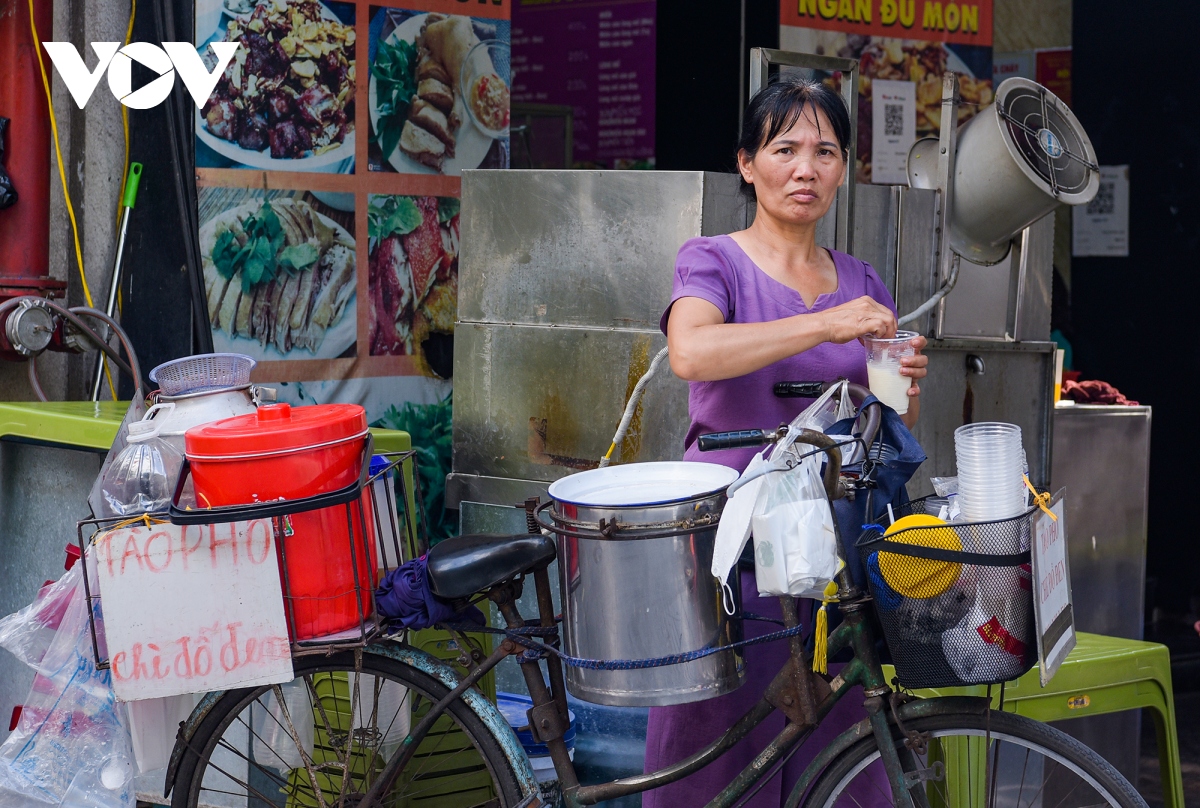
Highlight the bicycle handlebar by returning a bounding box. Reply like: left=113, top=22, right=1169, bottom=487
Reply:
left=697, top=380, right=883, bottom=460
left=695, top=429, right=775, bottom=452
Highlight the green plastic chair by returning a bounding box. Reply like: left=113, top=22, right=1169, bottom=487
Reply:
left=887, top=632, right=1183, bottom=808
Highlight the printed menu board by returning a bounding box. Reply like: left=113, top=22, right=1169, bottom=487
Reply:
left=780, top=0, right=993, bottom=184
left=512, top=0, right=655, bottom=169
left=194, top=0, right=510, bottom=422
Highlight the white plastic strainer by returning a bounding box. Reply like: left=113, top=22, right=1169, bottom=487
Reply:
left=149, top=353, right=256, bottom=396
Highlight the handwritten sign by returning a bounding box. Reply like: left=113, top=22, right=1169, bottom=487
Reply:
left=1031, top=490, right=1075, bottom=685
left=94, top=520, right=293, bottom=701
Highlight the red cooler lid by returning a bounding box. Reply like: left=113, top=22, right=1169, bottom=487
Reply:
left=185, top=403, right=367, bottom=458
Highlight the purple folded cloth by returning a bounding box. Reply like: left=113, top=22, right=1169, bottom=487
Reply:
left=376, top=556, right=485, bottom=630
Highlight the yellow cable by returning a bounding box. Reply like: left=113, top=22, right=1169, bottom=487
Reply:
left=28, top=0, right=120, bottom=399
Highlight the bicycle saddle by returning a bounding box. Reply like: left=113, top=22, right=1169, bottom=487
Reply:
left=426, top=533, right=557, bottom=600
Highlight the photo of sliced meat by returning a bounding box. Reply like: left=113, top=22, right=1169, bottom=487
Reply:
left=199, top=190, right=357, bottom=361
left=368, top=234, right=413, bottom=355
left=401, top=197, right=445, bottom=305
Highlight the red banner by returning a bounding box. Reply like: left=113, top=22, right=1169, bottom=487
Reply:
left=781, top=0, right=993, bottom=47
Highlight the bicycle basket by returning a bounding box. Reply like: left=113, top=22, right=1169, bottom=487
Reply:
left=856, top=497, right=1037, bottom=689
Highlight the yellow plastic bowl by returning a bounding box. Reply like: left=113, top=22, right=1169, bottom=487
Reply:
left=878, top=514, right=963, bottom=599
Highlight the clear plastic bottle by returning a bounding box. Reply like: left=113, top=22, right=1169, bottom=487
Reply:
left=99, top=418, right=184, bottom=516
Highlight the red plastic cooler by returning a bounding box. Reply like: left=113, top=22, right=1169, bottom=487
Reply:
left=184, top=403, right=377, bottom=640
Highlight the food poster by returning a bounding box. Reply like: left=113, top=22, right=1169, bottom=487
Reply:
left=199, top=1, right=508, bottom=369
left=511, top=0, right=655, bottom=169
left=195, top=0, right=509, bottom=534
left=780, top=0, right=994, bottom=184
left=367, top=8, right=511, bottom=175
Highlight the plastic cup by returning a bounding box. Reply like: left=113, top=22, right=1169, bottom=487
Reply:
left=954, top=422, right=1026, bottom=522
left=864, top=330, right=918, bottom=415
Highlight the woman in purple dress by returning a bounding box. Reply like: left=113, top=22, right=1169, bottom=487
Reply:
left=645, top=77, right=929, bottom=806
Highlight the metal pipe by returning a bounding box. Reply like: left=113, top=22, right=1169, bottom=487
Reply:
left=898, top=253, right=961, bottom=325
left=91, top=163, right=140, bottom=400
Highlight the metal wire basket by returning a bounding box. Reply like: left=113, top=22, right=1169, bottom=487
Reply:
left=856, top=497, right=1038, bottom=690
left=76, top=447, right=426, bottom=668
left=148, top=353, right=257, bottom=396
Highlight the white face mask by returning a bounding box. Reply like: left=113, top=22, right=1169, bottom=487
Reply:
left=711, top=452, right=768, bottom=614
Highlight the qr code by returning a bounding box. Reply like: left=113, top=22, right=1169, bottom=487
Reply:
left=1086, top=181, right=1114, bottom=215
left=884, top=103, right=905, bottom=136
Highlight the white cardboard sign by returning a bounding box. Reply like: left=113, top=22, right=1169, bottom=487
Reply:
left=94, top=520, right=294, bottom=701
left=1031, top=490, right=1075, bottom=685
left=871, top=79, right=916, bottom=185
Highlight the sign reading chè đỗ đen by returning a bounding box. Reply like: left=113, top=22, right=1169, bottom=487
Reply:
left=94, top=520, right=294, bottom=701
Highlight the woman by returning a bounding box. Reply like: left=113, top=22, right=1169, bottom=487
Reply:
left=644, top=76, right=929, bottom=806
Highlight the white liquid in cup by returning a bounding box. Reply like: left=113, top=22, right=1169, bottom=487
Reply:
left=867, top=361, right=911, bottom=414
left=864, top=330, right=916, bottom=416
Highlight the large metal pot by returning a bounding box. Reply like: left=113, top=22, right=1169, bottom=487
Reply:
left=547, top=461, right=743, bottom=706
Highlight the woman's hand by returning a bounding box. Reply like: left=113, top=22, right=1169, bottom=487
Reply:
left=900, top=334, right=928, bottom=428
left=819, top=296, right=898, bottom=344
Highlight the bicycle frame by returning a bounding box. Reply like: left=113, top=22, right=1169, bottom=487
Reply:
left=362, top=391, right=936, bottom=808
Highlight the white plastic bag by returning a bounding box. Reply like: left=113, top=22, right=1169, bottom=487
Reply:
left=750, top=453, right=838, bottom=598
left=251, top=679, right=316, bottom=771
left=352, top=674, right=410, bottom=759
left=711, top=452, right=768, bottom=610
left=833, top=381, right=863, bottom=464
left=0, top=564, right=82, bottom=671
left=0, top=563, right=135, bottom=807
left=126, top=694, right=199, bottom=774
left=941, top=566, right=1032, bottom=683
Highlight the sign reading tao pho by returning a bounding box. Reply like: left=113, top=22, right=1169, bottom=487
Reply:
left=93, top=519, right=293, bottom=702
left=43, top=42, right=240, bottom=110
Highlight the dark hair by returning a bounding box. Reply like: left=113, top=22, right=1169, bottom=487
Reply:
left=737, top=75, right=851, bottom=200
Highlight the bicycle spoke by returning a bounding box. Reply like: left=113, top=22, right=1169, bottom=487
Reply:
left=196, top=745, right=287, bottom=807
left=176, top=654, right=517, bottom=808
left=1016, top=746, right=1031, bottom=808
left=218, top=721, right=294, bottom=792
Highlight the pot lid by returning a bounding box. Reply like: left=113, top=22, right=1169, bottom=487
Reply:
left=548, top=461, right=737, bottom=507
left=185, top=403, right=367, bottom=457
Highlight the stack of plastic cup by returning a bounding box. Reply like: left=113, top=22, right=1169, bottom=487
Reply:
left=954, top=422, right=1026, bottom=522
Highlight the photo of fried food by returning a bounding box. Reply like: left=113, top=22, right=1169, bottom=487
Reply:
left=368, top=7, right=510, bottom=175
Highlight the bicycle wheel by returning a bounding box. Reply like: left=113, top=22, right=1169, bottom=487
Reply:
left=170, top=649, right=525, bottom=808
left=801, top=710, right=1147, bottom=808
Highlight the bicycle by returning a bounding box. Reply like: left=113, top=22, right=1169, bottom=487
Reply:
left=161, top=382, right=1148, bottom=808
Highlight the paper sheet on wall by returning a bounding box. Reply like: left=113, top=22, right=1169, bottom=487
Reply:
left=871, top=80, right=917, bottom=185
left=1072, top=165, right=1129, bottom=257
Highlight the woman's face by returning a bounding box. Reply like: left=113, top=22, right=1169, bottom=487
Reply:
left=738, top=105, right=847, bottom=226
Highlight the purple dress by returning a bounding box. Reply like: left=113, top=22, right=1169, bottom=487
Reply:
left=643, top=235, right=895, bottom=808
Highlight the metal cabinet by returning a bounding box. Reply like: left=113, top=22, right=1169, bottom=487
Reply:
left=1049, top=404, right=1153, bottom=788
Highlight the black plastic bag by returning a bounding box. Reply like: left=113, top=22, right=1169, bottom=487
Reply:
left=0, top=118, right=16, bottom=210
